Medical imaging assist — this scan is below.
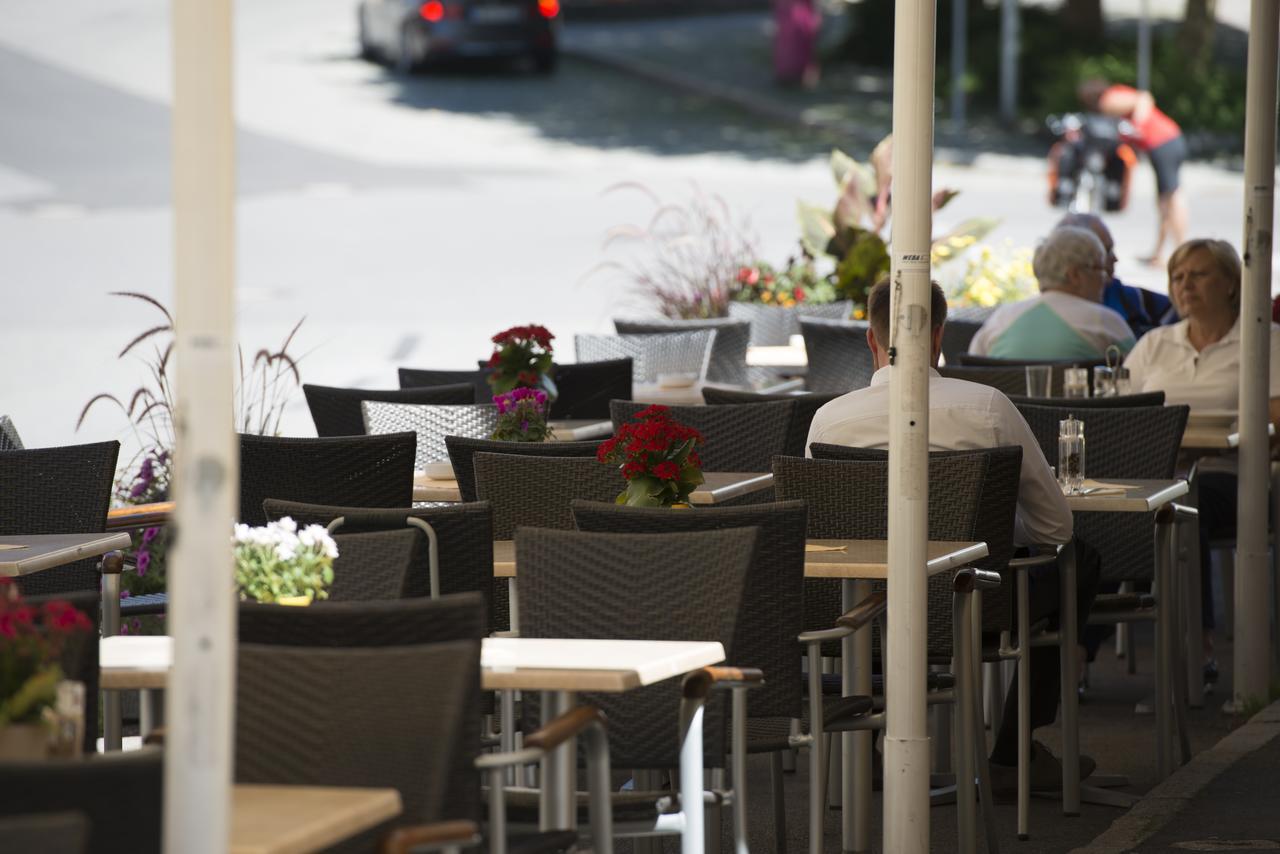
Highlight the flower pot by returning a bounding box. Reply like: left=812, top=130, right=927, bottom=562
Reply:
left=0, top=723, right=49, bottom=761
left=729, top=300, right=854, bottom=346
left=275, top=594, right=314, bottom=607
left=669, top=503, right=693, bottom=509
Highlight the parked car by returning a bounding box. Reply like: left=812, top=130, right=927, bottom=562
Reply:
left=358, top=0, right=560, bottom=73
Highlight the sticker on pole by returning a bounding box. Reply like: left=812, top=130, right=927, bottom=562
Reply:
left=895, top=251, right=931, bottom=272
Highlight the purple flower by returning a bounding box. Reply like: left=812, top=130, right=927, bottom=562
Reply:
left=136, top=550, right=151, bottom=577
left=129, top=479, right=149, bottom=499
left=520, top=420, right=529, bottom=432
left=141, top=526, right=159, bottom=545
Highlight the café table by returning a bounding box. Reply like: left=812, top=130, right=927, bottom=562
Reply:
left=546, top=420, right=613, bottom=442
left=1060, top=477, right=1191, bottom=809
left=232, top=784, right=402, bottom=854
left=102, top=634, right=723, bottom=838
left=413, top=471, right=775, bottom=505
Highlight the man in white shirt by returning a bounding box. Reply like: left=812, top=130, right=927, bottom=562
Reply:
left=807, top=278, right=1099, bottom=793
left=968, top=226, right=1137, bottom=361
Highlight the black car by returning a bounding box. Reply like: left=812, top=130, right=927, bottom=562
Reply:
left=358, top=0, right=560, bottom=73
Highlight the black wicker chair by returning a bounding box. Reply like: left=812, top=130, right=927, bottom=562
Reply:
left=543, top=359, right=633, bottom=420
left=1006, top=391, right=1166, bottom=409
left=798, top=318, right=876, bottom=393
left=701, top=388, right=842, bottom=457
left=238, top=433, right=416, bottom=527
left=303, top=383, right=475, bottom=437
left=0, top=441, right=119, bottom=595
left=940, top=365, right=1038, bottom=397
left=397, top=367, right=492, bottom=402
left=0, top=750, right=163, bottom=854
left=0, top=415, right=23, bottom=451
left=327, top=529, right=419, bottom=601
left=445, top=436, right=605, bottom=504
left=955, top=354, right=1108, bottom=369
left=0, top=812, right=87, bottom=854
left=614, top=319, right=750, bottom=386
left=608, top=400, right=794, bottom=472
left=473, top=454, right=621, bottom=539
left=941, top=320, right=988, bottom=365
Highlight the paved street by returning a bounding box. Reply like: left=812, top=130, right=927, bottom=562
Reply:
left=0, top=0, right=1261, bottom=455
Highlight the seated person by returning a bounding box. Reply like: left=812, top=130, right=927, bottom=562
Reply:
left=969, top=226, right=1136, bottom=361
left=1057, top=212, right=1174, bottom=338
left=808, top=278, right=1099, bottom=793
left=1125, top=239, right=1280, bottom=687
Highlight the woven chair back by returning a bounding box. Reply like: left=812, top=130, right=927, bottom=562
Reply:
left=940, top=318, right=986, bottom=365
left=0, top=812, right=88, bottom=852
left=0, top=751, right=162, bottom=854
left=361, top=402, right=496, bottom=471
left=445, top=436, right=604, bottom=504
left=0, top=441, right=119, bottom=595
left=614, top=318, right=751, bottom=386
left=701, top=388, right=842, bottom=457
left=773, top=453, right=989, bottom=659
left=574, top=330, right=714, bottom=385
left=238, top=433, right=414, bottom=527
left=571, top=499, right=807, bottom=720
left=237, top=593, right=485, bottom=823
left=608, top=399, right=794, bottom=473
left=543, top=359, right=633, bottom=419
left=0, top=415, right=23, bottom=450
left=798, top=318, right=876, bottom=393
left=1006, top=391, right=1166, bottom=409
left=516, top=526, right=758, bottom=768
left=473, top=453, right=620, bottom=539
left=326, top=528, right=418, bottom=601
left=397, top=367, right=491, bottom=402
left=304, top=383, right=474, bottom=437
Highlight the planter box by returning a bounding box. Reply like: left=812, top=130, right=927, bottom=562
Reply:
left=729, top=301, right=853, bottom=346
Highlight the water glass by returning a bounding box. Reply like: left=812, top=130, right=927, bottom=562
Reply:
left=1093, top=365, right=1115, bottom=398
left=1063, top=367, right=1090, bottom=399
left=1113, top=365, right=1132, bottom=396
left=1024, top=365, right=1052, bottom=398
left=1058, top=415, right=1086, bottom=495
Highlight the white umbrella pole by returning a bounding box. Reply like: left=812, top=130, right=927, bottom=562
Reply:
left=998, top=0, right=1018, bottom=124
left=162, top=0, right=238, bottom=849
left=885, top=0, right=936, bottom=851
left=1233, top=0, right=1279, bottom=710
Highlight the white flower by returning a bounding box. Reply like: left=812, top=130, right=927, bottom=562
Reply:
left=275, top=516, right=298, bottom=534
left=274, top=541, right=297, bottom=562
left=233, top=523, right=251, bottom=543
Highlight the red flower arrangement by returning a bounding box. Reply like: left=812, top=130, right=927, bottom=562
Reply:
left=597, top=405, right=705, bottom=507
left=0, top=584, right=93, bottom=726
left=486, top=325, right=557, bottom=398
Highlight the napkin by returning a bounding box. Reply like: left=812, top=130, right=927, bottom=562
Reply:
left=805, top=544, right=848, bottom=553
left=1074, top=479, right=1137, bottom=496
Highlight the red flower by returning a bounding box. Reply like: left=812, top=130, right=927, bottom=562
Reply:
left=737, top=266, right=759, bottom=285
left=652, top=461, right=679, bottom=480
left=793, top=288, right=806, bottom=302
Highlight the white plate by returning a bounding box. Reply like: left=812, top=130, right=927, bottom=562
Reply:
left=422, top=461, right=455, bottom=480
left=656, top=373, right=697, bottom=389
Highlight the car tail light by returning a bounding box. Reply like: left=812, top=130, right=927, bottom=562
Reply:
left=420, top=1, right=444, bottom=21
left=537, top=0, right=559, bottom=18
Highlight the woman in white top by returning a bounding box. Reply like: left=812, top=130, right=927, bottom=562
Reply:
left=1125, top=238, right=1280, bottom=687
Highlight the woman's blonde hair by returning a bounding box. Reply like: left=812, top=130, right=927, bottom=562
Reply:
left=1168, top=239, right=1242, bottom=312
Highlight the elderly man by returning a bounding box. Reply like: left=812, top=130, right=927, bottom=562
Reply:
left=808, top=278, right=1100, bottom=794
left=1057, top=212, right=1175, bottom=338
left=969, top=226, right=1137, bottom=361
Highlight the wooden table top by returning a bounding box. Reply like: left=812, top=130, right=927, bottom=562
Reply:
left=106, top=502, right=175, bottom=530
left=0, top=532, right=133, bottom=577
left=231, top=784, right=401, bottom=854
left=101, top=635, right=724, bottom=695
left=415, top=471, right=774, bottom=505
left=1064, top=478, right=1189, bottom=513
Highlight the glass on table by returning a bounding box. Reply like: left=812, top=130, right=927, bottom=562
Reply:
left=1093, top=365, right=1115, bottom=398
left=1063, top=367, right=1090, bottom=399
left=1024, top=365, right=1052, bottom=398
left=1113, top=365, right=1132, bottom=396
left=1058, top=415, right=1086, bottom=495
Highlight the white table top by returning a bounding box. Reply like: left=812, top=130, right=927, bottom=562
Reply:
left=231, top=784, right=401, bottom=854
left=548, top=420, right=613, bottom=441
left=1065, top=478, right=1189, bottom=513
left=102, top=635, right=725, bottom=694
left=746, top=343, right=808, bottom=367
left=415, top=470, right=774, bottom=505
left=0, top=532, right=133, bottom=577
left=802, top=539, right=989, bottom=580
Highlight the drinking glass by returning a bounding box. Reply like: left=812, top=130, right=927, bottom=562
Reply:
left=1113, top=365, right=1132, bottom=396
left=1093, top=365, right=1115, bottom=398
left=1063, top=367, right=1090, bottom=399
left=1058, top=416, right=1086, bottom=495
left=1024, top=365, right=1052, bottom=398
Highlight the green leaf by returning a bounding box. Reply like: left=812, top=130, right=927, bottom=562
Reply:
left=797, top=201, right=837, bottom=260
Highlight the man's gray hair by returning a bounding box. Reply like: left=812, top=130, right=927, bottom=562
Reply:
left=1033, top=226, right=1105, bottom=291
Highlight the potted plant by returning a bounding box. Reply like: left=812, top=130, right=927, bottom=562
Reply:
left=597, top=405, right=705, bottom=507
left=486, top=325, right=557, bottom=401
left=233, top=517, right=337, bottom=605
left=491, top=387, right=551, bottom=442
left=0, top=586, right=94, bottom=760
left=727, top=254, right=853, bottom=345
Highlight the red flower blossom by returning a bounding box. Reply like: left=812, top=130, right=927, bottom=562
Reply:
left=652, top=461, right=679, bottom=480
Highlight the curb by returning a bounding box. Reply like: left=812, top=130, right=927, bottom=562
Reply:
left=1069, top=698, right=1280, bottom=854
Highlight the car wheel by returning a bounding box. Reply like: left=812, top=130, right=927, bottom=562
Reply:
left=357, top=9, right=378, bottom=62
left=532, top=49, right=557, bottom=74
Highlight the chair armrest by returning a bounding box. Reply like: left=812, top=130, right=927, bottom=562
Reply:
left=682, top=666, right=764, bottom=700
left=953, top=567, right=1001, bottom=593
left=105, top=502, right=174, bottom=531
left=835, top=590, right=888, bottom=631
left=99, top=550, right=125, bottom=576
left=382, top=820, right=481, bottom=854
left=1007, top=552, right=1058, bottom=570
left=524, top=705, right=607, bottom=752
left=1168, top=502, right=1198, bottom=522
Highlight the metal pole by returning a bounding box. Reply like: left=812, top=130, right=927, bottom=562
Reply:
left=163, top=0, right=237, bottom=842
left=1136, top=0, right=1152, bottom=93
left=885, top=1, right=936, bottom=850
left=998, top=0, right=1018, bottom=124
left=1234, top=0, right=1279, bottom=710
left=951, top=0, right=966, bottom=128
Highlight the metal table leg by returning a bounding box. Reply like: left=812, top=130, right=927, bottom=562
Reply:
left=680, top=699, right=707, bottom=854
left=1154, top=508, right=1175, bottom=779
left=1184, top=476, right=1205, bottom=708
left=845, top=579, right=872, bottom=853
left=508, top=578, right=520, bottom=635
left=539, top=690, right=577, bottom=831
left=100, top=563, right=123, bottom=752
left=1058, top=541, right=1080, bottom=815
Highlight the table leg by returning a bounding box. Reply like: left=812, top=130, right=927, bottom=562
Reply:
left=100, top=570, right=122, bottom=752
left=508, top=578, right=520, bottom=635
left=1058, top=541, right=1080, bottom=816
left=845, top=579, right=872, bottom=853
left=1271, top=463, right=1280, bottom=671
left=1154, top=511, right=1176, bottom=779
left=1184, top=476, right=1205, bottom=708
left=539, top=690, right=576, bottom=831
left=680, top=700, right=706, bottom=854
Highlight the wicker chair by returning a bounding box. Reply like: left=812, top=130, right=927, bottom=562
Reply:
left=940, top=307, right=995, bottom=365
left=326, top=529, right=419, bottom=601
left=1006, top=391, right=1166, bottom=409
left=0, top=751, right=163, bottom=854
left=608, top=400, right=793, bottom=472
left=23, top=591, right=101, bottom=755
left=728, top=300, right=854, bottom=346
left=939, top=365, right=1037, bottom=397
left=362, top=402, right=496, bottom=471
left=0, top=441, right=119, bottom=595
left=238, top=433, right=416, bottom=527
left=0, top=415, right=23, bottom=450
left=614, top=318, right=750, bottom=386
left=701, top=388, right=843, bottom=457
left=445, top=437, right=604, bottom=504
left=515, top=526, right=759, bottom=852
left=955, top=354, right=1108, bottom=369
left=798, top=318, right=876, bottom=393
left=574, top=331, right=714, bottom=385
left=397, top=367, right=492, bottom=402
left=303, top=383, right=475, bottom=437
left=473, top=454, right=620, bottom=539
left=0, top=812, right=87, bottom=854
left=541, top=359, right=632, bottom=420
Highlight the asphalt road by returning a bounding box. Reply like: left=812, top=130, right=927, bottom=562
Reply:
left=0, top=0, right=1259, bottom=456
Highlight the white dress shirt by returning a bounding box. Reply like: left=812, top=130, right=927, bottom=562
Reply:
left=806, top=366, right=1074, bottom=546
left=968, top=290, right=1136, bottom=362
left=1124, top=316, right=1280, bottom=411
